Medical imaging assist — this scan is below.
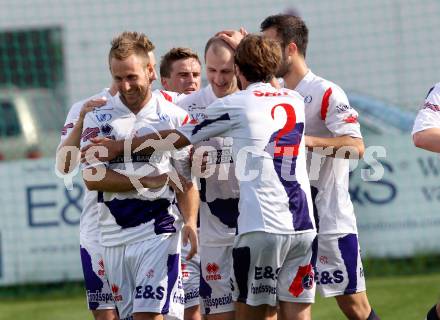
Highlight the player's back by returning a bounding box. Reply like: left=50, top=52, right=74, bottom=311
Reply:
left=217, top=82, right=314, bottom=236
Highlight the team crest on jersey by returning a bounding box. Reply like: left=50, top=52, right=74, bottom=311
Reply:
left=111, top=284, right=123, bottom=301
left=304, top=95, right=313, bottom=103
left=101, top=123, right=113, bottom=136
left=146, top=269, right=154, bottom=279
left=205, top=262, right=221, bottom=281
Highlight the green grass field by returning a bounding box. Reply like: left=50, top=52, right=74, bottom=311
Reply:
left=0, top=273, right=439, bottom=320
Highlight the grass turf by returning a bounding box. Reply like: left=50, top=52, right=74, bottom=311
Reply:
left=0, top=273, right=438, bottom=319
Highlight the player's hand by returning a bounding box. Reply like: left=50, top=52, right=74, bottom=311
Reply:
left=81, top=137, right=123, bottom=163
left=304, top=135, right=315, bottom=148
left=79, top=97, right=108, bottom=121
left=182, top=223, right=198, bottom=260
left=216, top=28, right=248, bottom=49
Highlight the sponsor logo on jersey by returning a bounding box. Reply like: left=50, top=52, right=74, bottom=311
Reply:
left=87, top=290, right=114, bottom=303
left=202, top=293, right=233, bottom=309
left=173, top=290, right=185, bottom=304
left=423, top=101, right=440, bottom=112
left=181, top=263, right=189, bottom=279
left=95, top=113, right=112, bottom=122
left=184, top=288, right=199, bottom=303
left=206, top=148, right=233, bottom=165
left=135, top=285, right=165, bottom=300
left=157, top=112, right=170, bottom=122
left=111, top=284, right=123, bottom=302
left=61, top=123, right=74, bottom=135
left=335, top=104, right=353, bottom=113
left=343, top=114, right=358, bottom=123
left=253, top=90, right=289, bottom=97
left=81, top=127, right=100, bottom=142
left=190, top=112, right=207, bottom=124
left=206, top=262, right=221, bottom=281
left=98, top=259, right=105, bottom=277
left=319, top=255, right=328, bottom=264
left=314, top=270, right=344, bottom=285
left=304, top=95, right=313, bottom=103
left=250, top=283, right=277, bottom=295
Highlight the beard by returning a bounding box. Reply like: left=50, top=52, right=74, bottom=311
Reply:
left=236, top=77, right=243, bottom=90
left=275, top=60, right=290, bottom=78
left=120, top=85, right=149, bottom=109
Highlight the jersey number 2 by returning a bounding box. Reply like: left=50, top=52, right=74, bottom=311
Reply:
left=271, top=103, right=300, bottom=157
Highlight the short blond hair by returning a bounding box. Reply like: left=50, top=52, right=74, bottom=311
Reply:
left=108, top=31, right=155, bottom=68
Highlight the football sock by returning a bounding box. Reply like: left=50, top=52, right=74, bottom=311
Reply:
left=367, top=308, right=380, bottom=320
left=427, top=304, right=440, bottom=320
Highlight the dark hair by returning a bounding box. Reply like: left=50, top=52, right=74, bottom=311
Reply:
left=260, top=14, right=308, bottom=57
left=234, top=34, right=281, bottom=83
left=160, top=47, right=201, bottom=78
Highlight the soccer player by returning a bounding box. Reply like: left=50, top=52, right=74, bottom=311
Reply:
left=217, top=14, right=379, bottom=320
left=81, top=31, right=198, bottom=320
left=412, top=83, right=440, bottom=320
left=176, top=37, right=239, bottom=320
left=159, top=47, right=203, bottom=320
left=413, top=83, right=440, bottom=153
left=258, top=14, right=377, bottom=320
left=160, top=47, right=202, bottom=95
left=56, top=34, right=162, bottom=320
left=82, top=34, right=317, bottom=320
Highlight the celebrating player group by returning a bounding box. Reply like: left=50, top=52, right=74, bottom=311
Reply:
left=56, top=12, right=440, bottom=320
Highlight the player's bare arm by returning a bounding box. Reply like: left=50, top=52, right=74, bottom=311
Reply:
left=56, top=98, right=107, bottom=174
left=413, top=128, right=440, bottom=153
left=176, top=185, right=199, bottom=261
left=305, top=135, right=365, bottom=159
left=81, top=131, right=191, bottom=163
left=83, top=164, right=190, bottom=193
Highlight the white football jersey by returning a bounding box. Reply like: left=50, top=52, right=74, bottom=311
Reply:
left=80, top=94, right=190, bottom=247
left=294, top=70, right=362, bottom=235
left=178, top=85, right=240, bottom=246
left=153, top=89, right=183, bottom=104
left=412, top=83, right=440, bottom=134
left=178, top=82, right=315, bottom=236
left=59, top=88, right=113, bottom=242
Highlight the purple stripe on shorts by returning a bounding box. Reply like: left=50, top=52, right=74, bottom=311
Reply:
left=232, top=246, right=251, bottom=304
left=162, top=253, right=180, bottom=314
left=80, top=246, right=104, bottom=310
left=338, top=234, right=358, bottom=295
left=199, top=263, right=213, bottom=314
